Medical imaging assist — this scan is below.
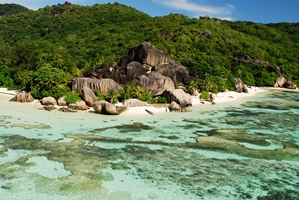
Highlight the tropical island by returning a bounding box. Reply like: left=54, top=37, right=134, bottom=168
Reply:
left=0, top=2, right=298, bottom=114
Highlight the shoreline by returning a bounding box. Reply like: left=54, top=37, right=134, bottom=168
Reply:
left=0, top=87, right=273, bottom=116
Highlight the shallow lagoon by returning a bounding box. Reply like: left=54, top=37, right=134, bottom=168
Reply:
left=0, top=89, right=299, bottom=199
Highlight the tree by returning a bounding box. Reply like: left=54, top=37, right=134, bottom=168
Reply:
left=106, top=90, right=120, bottom=104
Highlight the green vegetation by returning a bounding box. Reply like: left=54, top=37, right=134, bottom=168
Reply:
left=65, top=91, right=82, bottom=103
left=0, top=2, right=298, bottom=100
left=200, top=91, right=210, bottom=100
left=0, top=3, right=29, bottom=15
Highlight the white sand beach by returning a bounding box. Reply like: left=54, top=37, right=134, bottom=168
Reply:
left=0, top=87, right=268, bottom=116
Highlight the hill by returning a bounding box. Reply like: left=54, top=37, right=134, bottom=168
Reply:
left=0, top=3, right=29, bottom=16
left=0, top=2, right=298, bottom=99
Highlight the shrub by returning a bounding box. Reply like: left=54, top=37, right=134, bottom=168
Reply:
left=65, top=91, right=82, bottom=103
left=200, top=91, right=210, bottom=100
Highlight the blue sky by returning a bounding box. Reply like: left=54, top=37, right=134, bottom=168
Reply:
left=0, top=0, right=298, bottom=23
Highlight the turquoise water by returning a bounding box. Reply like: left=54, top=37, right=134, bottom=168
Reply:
left=0, top=89, right=299, bottom=199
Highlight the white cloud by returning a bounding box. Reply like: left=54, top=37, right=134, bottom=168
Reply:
left=152, top=0, right=235, bottom=20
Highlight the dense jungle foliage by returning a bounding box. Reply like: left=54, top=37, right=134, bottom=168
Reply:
left=0, top=2, right=298, bottom=100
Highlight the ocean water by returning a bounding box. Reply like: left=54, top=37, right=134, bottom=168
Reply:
left=0, top=89, right=299, bottom=200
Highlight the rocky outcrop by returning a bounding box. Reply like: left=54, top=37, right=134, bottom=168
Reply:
left=42, top=97, right=57, bottom=106
left=284, top=78, right=297, bottom=89
left=72, top=77, right=123, bottom=95
left=9, top=91, right=34, bottom=103
left=123, top=99, right=148, bottom=107
left=121, top=42, right=169, bottom=67
left=168, top=101, right=182, bottom=111
left=274, top=76, right=287, bottom=88
left=82, top=87, right=99, bottom=107
left=199, top=15, right=211, bottom=20
left=137, top=72, right=175, bottom=96
left=235, top=78, right=248, bottom=93
left=233, top=53, right=269, bottom=66
left=163, top=89, right=192, bottom=107
left=267, top=65, right=284, bottom=77
left=57, top=96, right=67, bottom=106
left=274, top=76, right=297, bottom=89
left=68, top=100, right=89, bottom=110
left=126, top=61, right=147, bottom=82
left=93, top=100, right=126, bottom=115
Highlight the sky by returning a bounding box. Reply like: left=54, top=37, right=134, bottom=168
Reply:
left=0, top=0, right=298, bottom=23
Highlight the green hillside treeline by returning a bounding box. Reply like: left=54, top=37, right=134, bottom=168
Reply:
left=0, top=2, right=298, bottom=99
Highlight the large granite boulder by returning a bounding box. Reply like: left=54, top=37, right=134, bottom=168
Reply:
left=155, top=64, right=177, bottom=83
left=93, top=100, right=126, bottom=115
left=57, top=96, right=67, bottom=106
left=274, top=76, right=286, bottom=88
left=72, top=78, right=123, bottom=95
left=168, top=101, right=182, bottom=112
left=123, top=99, right=148, bottom=107
left=120, top=42, right=169, bottom=67
left=9, top=91, right=34, bottom=103
left=284, top=78, right=297, bottom=89
left=137, top=71, right=175, bottom=96
left=136, top=42, right=169, bottom=66
left=41, top=97, right=57, bottom=106
left=235, top=78, right=248, bottom=93
left=82, top=87, right=99, bottom=107
left=126, top=61, right=147, bottom=82
left=68, top=100, right=89, bottom=110
left=163, top=89, right=192, bottom=107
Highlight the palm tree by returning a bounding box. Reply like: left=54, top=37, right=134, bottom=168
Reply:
left=200, top=77, right=215, bottom=92
left=106, top=90, right=120, bottom=104
left=186, top=80, right=198, bottom=94
left=131, top=85, right=144, bottom=99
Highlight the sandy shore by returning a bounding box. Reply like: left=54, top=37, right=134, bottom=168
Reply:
left=0, top=87, right=268, bottom=116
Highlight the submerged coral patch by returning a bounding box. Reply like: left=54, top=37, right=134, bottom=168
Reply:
left=195, top=129, right=299, bottom=161
left=89, top=122, right=154, bottom=133
left=11, top=123, right=51, bottom=129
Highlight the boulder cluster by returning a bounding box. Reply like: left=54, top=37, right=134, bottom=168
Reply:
left=72, top=42, right=198, bottom=112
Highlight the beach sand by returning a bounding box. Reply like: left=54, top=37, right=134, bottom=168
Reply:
left=0, top=87, right=267, bottom=116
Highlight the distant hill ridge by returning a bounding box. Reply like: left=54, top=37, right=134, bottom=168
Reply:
left=0, top=3, right=29, bottom=16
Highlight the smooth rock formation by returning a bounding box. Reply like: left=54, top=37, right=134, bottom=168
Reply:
left=121, top=42, right=169, bottom=67
left=168, top=101, right=182, bottom=111
left=57, top=96, right=67, bottom=106
left=274, top=76, right=287, bottom=88
left=9, top=91, right=34, bottom=103
left=72, top=77, right=123, bottom=95
left=68, top=100, right=89, bottom=110
left=123, top=99, right=148, bottom=107
left=284, top=78, right=297, bottom=89
left=82, top=87, right=99, bottom=107
left=137, top=72, right=175, bottom=96
left=235, top=78, right=248, bottom=93
left=93, top=100, right=126, bottom=115
left=41, top=97, right=57, bottom=106
left=163, top=89, right=192, bottom=107
left=125, top=61, right=147, bottom=82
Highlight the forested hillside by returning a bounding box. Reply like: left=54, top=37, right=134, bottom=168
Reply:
left=0, top=2, right=298, bottom=99
left=0, top=3, right=29, bottom=15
